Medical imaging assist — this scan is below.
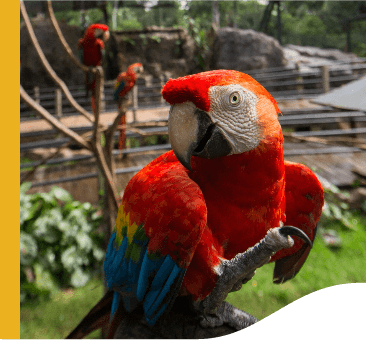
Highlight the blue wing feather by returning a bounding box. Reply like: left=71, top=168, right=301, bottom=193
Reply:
left=104, top=230, right=186, bottom=325
left=113, top=81, right=126, bottom=101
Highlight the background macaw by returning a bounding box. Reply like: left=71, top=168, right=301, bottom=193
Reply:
left=78, top=23, right=110, bottom=113
left=67, top=70, right=324, bottom=338
left=113, top=63, right=144, bottom=150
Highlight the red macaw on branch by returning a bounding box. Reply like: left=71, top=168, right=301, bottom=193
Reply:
left=78, top=23, right=110, bottom=113
left=67, top=70, right=324, bottom=338
left=113, top=63, right=144, bottom=150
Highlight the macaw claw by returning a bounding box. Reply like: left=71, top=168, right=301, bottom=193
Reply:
left=199, top=301, right=258, bottom=330
left=279, top=226, right=312, bottom=248
left=196, top=225, right=309, bottom=318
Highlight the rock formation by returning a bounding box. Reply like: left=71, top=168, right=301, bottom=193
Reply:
left=208, top=27, right=287, bottom=71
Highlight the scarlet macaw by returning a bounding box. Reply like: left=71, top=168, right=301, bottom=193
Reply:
left=67, top=70, right=324, bottom=338
left=113, top=63, right=144, bottom=150
left=78, top=23, right=110, bottom=113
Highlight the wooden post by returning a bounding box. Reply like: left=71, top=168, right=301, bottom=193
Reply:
left=34, top=86, right=40, bottom=104
left=55, top=88, right=63, bottom=139
left=295, top=62, right=304, bottom=93
left=132, top=85, right=138, bottom=123
left=55, top=88, right=62, bottom=120
left=321, top=65, right=330, bottom=93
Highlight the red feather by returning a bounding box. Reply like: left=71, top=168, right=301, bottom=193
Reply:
left=115, top=63, right=143, bottom=150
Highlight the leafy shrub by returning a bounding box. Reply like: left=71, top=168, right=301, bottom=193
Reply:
left=320, top=184, right=360, bottom=231
left=20, top=183, right=104, bottom=304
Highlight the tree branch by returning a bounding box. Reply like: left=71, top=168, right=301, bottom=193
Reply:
left=20, top=130, right=94, bottom=184
left=106, top=98, right=130, bottom=148
left=93, top=67, right=104, bottom=144
left=20, top=0, right=95, bottom=124
left=46, top=0, right=91, bottom=73
left=20, top=85, right=91, bottom=150
left=93, top=142, right=119, bottom=210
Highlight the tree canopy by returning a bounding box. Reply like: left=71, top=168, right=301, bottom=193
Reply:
left=24, top=1, right=366, bottom=57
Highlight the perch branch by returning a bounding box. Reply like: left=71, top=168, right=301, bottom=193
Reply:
left=106, top=98, right=131, bottom=146
left=20, top=130, right=94, bottom=184
left=89, top=66, right=119, bottom=210
left=92, top=67, right=104, bottom=144
left=20, top=85, right=90, bottom=150
left=20, top=0, right=95, bottom=124
left=93, top=142, right=119, bottom=210
left=20, top=129, right=94, bottom=185
left=46, top=1, right=91, bottom=73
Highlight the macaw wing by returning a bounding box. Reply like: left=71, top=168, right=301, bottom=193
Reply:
left=273, top=161, right=324, bottom=284
left=113, top=80, right=126, bottom=101
left=104, top=151, right=207, bottom=326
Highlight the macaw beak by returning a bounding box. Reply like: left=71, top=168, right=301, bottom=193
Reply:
left=103, top=30, right=110, bottom=41
left=168, top=102, right=231, bottom=171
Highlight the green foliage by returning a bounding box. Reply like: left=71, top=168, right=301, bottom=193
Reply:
left=150, top=35, right=162, bottom=43
left=320, top=183, right=361, bottom=231
left=20, top=183, right=104, bottom=304
left=109, top=5, right=143, bottom=30
left=44, top=1, right=365, bottom=57
left=227, top=212, right=366, bottom=320
left=20, top=211, right=365, bottom=338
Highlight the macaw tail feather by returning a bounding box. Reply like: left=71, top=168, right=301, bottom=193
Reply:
left=66, top=290, right=116, bottom=339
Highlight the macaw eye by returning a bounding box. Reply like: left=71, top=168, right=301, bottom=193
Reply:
left=229, top=92, right=241, bottom=106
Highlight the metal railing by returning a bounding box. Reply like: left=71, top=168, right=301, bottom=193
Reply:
left=21, top=60, right=366, bottom=121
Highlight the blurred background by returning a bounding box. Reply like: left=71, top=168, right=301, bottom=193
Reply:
left=20, top=1, right=366, bottom=338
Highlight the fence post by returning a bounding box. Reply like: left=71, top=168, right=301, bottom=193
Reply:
left=55, top=88, right=62, bottom=120
left=55, top=88, right=63, bottom=138
left=321, top=65, right=330, bottom=93
left=34, top=86, right=40, bottom=104
left=295, top=62, right=304, bottom=93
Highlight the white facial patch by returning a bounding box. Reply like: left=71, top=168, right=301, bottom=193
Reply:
left=208, top=85, right=261, bottom=155
left=168, top=102, right=199, bottom=158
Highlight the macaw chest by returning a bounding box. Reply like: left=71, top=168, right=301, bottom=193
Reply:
left=82, top=43, right=103, bottom=66
left=204, top=194, right=284, bottom=260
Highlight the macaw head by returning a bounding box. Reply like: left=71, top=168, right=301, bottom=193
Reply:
left=85, top=23, right=110, bottom=41
left=116, top=63, right=144, bottom=83
left=162, top=70, right=282, bottom=171
left=127, top=63, right=144, bottom=76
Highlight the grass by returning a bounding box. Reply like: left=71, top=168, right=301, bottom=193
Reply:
left=20, top=213, right=365, bottom=338
left=20, top=278, right=104, bottom=339
left=226, top=212, right=366, bottom=320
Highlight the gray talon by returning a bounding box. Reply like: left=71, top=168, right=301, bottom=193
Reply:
left=195, top=224, right=308, bottom=330
left=279, top=226, right=312, bottom=248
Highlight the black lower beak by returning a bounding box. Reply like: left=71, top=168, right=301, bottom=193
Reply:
left=191, top=109, right=232, bottom=160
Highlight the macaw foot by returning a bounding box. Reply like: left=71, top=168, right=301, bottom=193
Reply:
left=196, top=225, right=312, bottom=318
left=199, top=301, right=258, bottom=330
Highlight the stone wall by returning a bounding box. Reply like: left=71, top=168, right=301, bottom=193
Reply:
left=109, top=26, right=197, bottom=79
left=20, top=18, right=198, bottom=89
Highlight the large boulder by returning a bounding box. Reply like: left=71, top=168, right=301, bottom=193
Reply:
left=283, top=44, right=361, bottom=69
left=20, top=17, right=84, bottom=89
left=208, top=27, right=287, bottom=71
